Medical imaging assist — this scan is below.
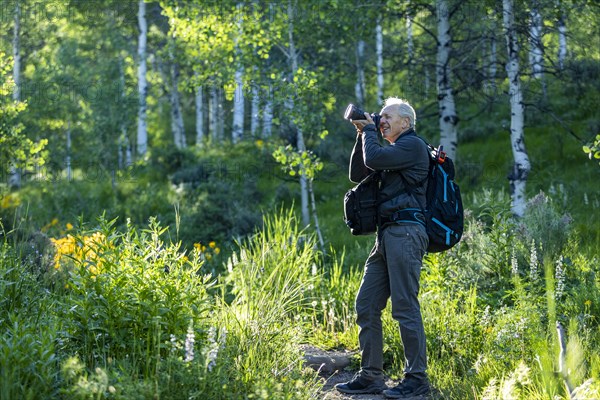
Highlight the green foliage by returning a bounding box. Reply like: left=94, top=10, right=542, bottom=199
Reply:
left=583, top=133, right=600, bottom=166
left=0, top=53, right=47, bottom=173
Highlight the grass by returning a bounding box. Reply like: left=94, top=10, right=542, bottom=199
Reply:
left=1, top=194, right=599, bottom=398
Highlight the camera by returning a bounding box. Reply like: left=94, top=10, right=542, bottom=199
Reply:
left=344, top=104, right=381, bottom=131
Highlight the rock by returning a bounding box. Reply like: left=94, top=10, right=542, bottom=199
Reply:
left=301, top=345, right=354, bottom=375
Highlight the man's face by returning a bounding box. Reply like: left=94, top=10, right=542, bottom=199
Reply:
left=379, top=105, right=410, bottom=143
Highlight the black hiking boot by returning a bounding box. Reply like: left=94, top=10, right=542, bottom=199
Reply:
left=383, top=374, right=431, bottom=399
left=334, top=373, right=387, bottom=395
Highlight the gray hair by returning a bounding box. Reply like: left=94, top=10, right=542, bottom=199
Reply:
left=383, top=97, right=416, bottom=128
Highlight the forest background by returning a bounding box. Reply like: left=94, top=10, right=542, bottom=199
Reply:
left=1, top=0, right=600, bottom=399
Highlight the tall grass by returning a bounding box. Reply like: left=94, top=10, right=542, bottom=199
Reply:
left=1, top=198, right=599, bottom=399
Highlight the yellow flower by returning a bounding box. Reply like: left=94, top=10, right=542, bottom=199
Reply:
left=51, top=218, right=59, bottom=226
left=214, top=247, right=220, bottom=255
left=66, top=223, right=73, bottom=230
left=194, top=243, right=202, bottom=252
left=585, top=300, right=592, bottom=307
left=209, top=241, right=216, bottom=249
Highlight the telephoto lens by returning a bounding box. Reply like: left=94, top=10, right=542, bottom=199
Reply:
left=344, top=104, right=367, bottom=121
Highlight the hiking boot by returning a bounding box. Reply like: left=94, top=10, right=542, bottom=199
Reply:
left=383, top=374, right=431, bottom=399
left=334, top=373, right=387, bottom=394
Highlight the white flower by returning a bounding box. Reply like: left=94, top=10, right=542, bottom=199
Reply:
left=184, top=321, right=195, bottom=362
left=511, top=251, right=519, bottom=276
left=555, top=256, right=566, bottom=300
left=529, top=240, right=538, bottom=281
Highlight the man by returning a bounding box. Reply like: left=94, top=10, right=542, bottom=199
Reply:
left=335, top=98, right=431, bottom=399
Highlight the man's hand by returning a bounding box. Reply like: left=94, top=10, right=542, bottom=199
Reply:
left=351, top=112, right=374, bottom=134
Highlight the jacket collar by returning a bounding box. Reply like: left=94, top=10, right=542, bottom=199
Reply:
left=393, top=127, right=416, bottom=143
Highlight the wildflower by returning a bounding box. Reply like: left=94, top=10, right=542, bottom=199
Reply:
left=66, top=222, right=74, bottom=230
left=170, top=334, right=177, bottom=354
left=529, top=240, right=538, bottom=281
left=555, top=256, right=566, bottom=300
left=184, top=321, right=195, bottom=362
left=209, top=241, right=216, bottom=249
left=206, top=327, right=218, bottom=371
left=194, top=243, right=202, bottom=252
left=511, top=251, right=519, bottom=276
left=584, top=300, right=592, bottom=307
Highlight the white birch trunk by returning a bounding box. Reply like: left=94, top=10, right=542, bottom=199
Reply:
left=250, top=83, right=260, bottom=136
left=209, top=84, right=219, bottom=141
left=558, top=7, right=567, bottom=70
left=118, top=57, right=127, bottom=170
left=262, top=85, right=273, bottom=138
left=217, top=87, right=225, bottom=140
left=406, top=13, right=414, bottom=61
left=136, top=0, right=148, bottom=156
left=376, top=16, right=384, bottom=106
left=12, top=0, right=21, bottom=102
left=529, top=3, right=544, bottom=79
left=232, top=4, right=245, bottom=144
left=195, top=78, right=204, bottom=145
left=66, top=120, right=72, bottom=181
left=355, top=40, right=365, bottom=106
left=484, top=8, right=497, bottom=94
left=126, top=140, right=132, bottom=167
left=503, top=0, right=531, bottom=217
left=489, top=34, right=497, bottom=81
left=232, top=67, right=245, bottom=143
left=287, top=0, right=310, bottom=228
left=9, top=0, right=22, bottom=188
left=169, top=42, right=186, bottom=149
left=436, top=0, right=458, bottom=160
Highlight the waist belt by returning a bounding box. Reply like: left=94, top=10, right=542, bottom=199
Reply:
left=379, top=208, right=426, bottom=228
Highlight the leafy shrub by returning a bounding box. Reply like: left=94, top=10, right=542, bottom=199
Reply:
left=519, top=191, right=573, bottom=258
left=54, top=217, right=214, bottom=377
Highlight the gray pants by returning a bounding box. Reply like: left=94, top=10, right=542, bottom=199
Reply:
left=356, top=223, right=428, bottom=380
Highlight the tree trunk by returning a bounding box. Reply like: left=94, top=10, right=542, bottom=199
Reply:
left=287, top=0, right=310, bottom=228
left=232, top=66, right=245, bottom=143
left=12, top=0, right=21, bottom=102
left=195, top=80, right=204, bottom=145
left=118, top=57, right=127, bottom=170
left=308, top=178, right=325, bottom=251
left=262, top=84, right=273, bottom=138
left=558, top=6, right=567, bottom=70
left=355, top=39, right=365, bottom=106
left=436, top=0, right=458, bottom=160
left=66, top=120, right=72, bottom=181
left=169, top=41, right=186, bottom=149
left=406, top=13, right=414, bottom=61
left=9, top=0, right=22, bottom=188
left=232, top=3, right=245, bottom=144
left=529, top=1, right=544, bottom=79
left=136, top=0, right=148, bottom=156
left=484, top=9, right=497, bottom=95
left=376, top=16, right=384, bottom=106
left=503, top=0, right=531, bottom=217
left=250, top=77, right=260, bottom=136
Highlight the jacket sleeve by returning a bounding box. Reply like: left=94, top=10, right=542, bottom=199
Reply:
left=349, top=133, right=372, bottom=183
left=362, top=125, right=424, bottom=173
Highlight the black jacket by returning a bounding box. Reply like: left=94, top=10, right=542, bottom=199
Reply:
left=349, top=125, right=429, bottom=218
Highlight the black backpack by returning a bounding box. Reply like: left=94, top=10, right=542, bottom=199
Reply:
left=343, top=140, right=464, bottom=251
left=404, top=140, right=464, bottom=252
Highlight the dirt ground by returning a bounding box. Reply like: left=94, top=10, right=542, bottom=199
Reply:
left=318, top=370, right=400, bottom=400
